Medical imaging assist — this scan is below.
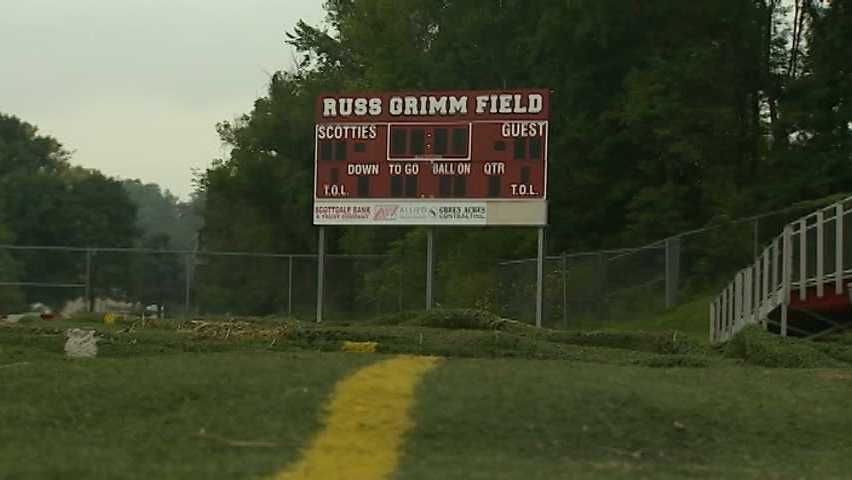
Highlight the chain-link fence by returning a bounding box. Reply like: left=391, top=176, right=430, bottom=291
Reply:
left=494, top=202, right=839, bottom=328
left=0, top=246, right=413, bottom=321
left=495, top=245, right=668, bottom=329
left=0, top=200, right=836, bottom=329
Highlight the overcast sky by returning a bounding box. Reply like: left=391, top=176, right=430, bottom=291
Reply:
left=1, top=0, right=325, bottom=199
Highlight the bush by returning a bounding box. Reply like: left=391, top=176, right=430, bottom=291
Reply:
left=724, top=326, right=842, bottom=368
left=543, top=330, right=703, bottom=355
left=370, top=308, right=510, bottom=330
left=634, top=355, right=711, bottom=368
left=409, top=308, right=505, bottom=330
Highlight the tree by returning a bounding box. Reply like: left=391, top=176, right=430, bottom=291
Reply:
left=196, top=0, right=852, bottom=314
left=0, top=113, right=68, bottom=179
left=769, top=0, right=852, bottom=201
left=1, top=112, right=139, bottom=309
left=0, top=223, right=24, bottom=313
left=122, top=180, right=202, bottom=250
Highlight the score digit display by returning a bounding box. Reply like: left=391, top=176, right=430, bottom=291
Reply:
left=313, top=89, right=549, bottom=226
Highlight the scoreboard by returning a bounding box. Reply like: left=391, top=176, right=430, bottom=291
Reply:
left=313, top=89, right=549, bottom=226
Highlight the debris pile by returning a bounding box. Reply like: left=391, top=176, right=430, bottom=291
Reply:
left=64, top=328, right=98, bottom=358
left=178, top=320, right=290, bottom=342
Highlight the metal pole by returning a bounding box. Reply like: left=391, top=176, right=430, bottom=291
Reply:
left=599, top=252, right=609, bottom=321
left=664, top=237, right=681, bottom=308
left=426, top=229, right=435, bottom=310
left=398, top=259, right=404, bottom=312
left=316, top=227, right=326, bottom=323
left=536, top=227, right=545, bottom=328
left=85, top=249, right=93, bottom=313
left=184, top=253, right=192, bottom=316
left=561, top=251, right=567, bottom=328
left=288, top=255, right=293, bottom=317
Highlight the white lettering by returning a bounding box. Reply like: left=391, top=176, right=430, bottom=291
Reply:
left=354, top=98, right=368, bottom=116
left=388, top=163, right=420, bottom=175
left=339, top=98, right=353, bottom=116
left=513, top=94, right=527, bottom=113
left=404, top=97, right=419, bottom=116
left=510, top=184, right=538, bottom=196
left=369, top=98, right=382, bottom=115
left=475, top=95, right=489, bottom=114
left=429, top=97, right=448, bottom=115
left=323, top=99, right=337, bottom=117
left=317, top=125, right=379, bottom=140
left=528, top=94, right=543, bottom=114
left=499, top=94, right=512, bottom=113
left=348, top=164, right=380, bottom=175
left=501, top=121, right=547, bottom=138
left=449, top=96, right=467, bottom=115
left=319, top=92, right=542, bottom=119
left=484, top=162, right=505, bottom=175
left=389, top=97, right=404, bottom=115
left=323, top=184, right=349, bottom=197
left=431, top=162, right=472, bottom=175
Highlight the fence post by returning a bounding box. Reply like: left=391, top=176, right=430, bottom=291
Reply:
left=85, top=249, right=93, bottom=313
left=288, top=255, right=294, bottom=317
left=561, top=252, right=568, bottom=328
left=598, top=252, right=609, bottom=322
left=665, top=237, right=681, bottom=309
left=535, top=227, right=545, bottom=328
left=426, top=229, right=435, bottom=310
left=316, top=227, right=326, bottom=323
left=799, top=219, right=807, bottom=301
left=398, top=257, right=404, bottom=312
left=837, top=203, right=844, bottom=295
left=184, top=252, right=192, bottom=317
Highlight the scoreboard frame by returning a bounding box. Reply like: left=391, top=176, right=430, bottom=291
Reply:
left=313, top=89, right=550, bottom=226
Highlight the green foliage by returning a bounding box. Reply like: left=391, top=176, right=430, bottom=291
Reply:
left=724, top=326, right=850, bottom=368
left=405, top=308, right=505, bottom=330
left=0, top=114, right=68, bottom=179
left=0, top=112, right=139, bottom=310
left=762, top=1, right=852, bottom=203
left=543, top=330, right=703, bottom=356
left=122, top=180, right=202, bottom=250
left=609, top=294, right=715, bottom=341
left=190, top=1, right=852, bottom=317
left=633, top=355, right=712, bottom=368
left=0, top=224, right=24, bottom=312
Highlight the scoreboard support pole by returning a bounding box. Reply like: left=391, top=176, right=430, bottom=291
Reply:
left=426, top=228, right=435, bottom=310
left=536, top=227, right=545, bottom=328
left=316, top=227, right=326, bottom=323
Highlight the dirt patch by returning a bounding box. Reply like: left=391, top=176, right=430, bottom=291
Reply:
left=816, top=371, right=852, bottom=381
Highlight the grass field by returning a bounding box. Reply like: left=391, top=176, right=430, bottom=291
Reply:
left=1, top=310, right=851, bottom=479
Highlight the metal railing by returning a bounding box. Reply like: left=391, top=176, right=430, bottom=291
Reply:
left=710, top=195, right=852, bottom=343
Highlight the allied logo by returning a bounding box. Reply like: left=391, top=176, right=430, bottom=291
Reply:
left=373, top=205, right=399, bottom=221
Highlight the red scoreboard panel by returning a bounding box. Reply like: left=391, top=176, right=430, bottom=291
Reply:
left=314, top=89, right=549, bottom=226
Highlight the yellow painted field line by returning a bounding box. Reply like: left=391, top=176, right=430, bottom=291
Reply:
left=270, top=355, right=441, bottom=480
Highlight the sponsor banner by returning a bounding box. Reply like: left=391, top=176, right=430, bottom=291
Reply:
left=314, top=202, right=488, bottom=225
